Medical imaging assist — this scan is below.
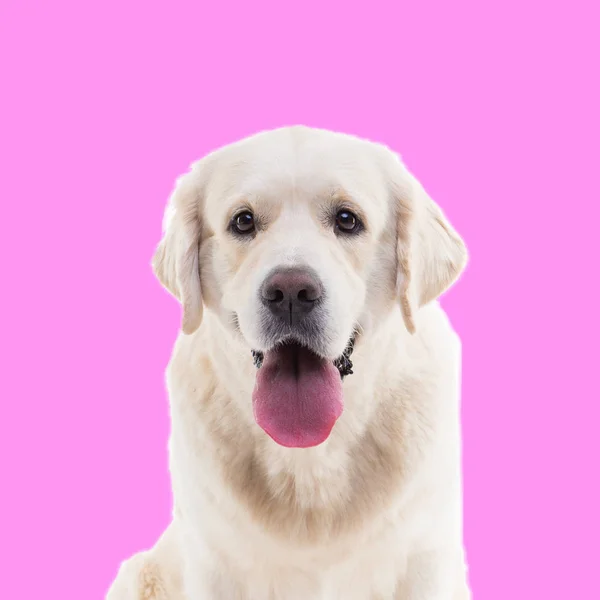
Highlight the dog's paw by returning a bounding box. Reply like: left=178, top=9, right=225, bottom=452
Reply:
left=107, top=553, right=170, bottom=600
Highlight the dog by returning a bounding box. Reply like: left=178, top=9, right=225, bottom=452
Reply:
left=107, top=126, right=471, bottom=599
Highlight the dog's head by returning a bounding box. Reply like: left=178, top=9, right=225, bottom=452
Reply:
left=152, top=127, right=467, bottom=447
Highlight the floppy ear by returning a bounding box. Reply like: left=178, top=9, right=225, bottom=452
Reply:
left=152, top=171, right=203, bottom=335
left=396, top=172, right=468, bottom=334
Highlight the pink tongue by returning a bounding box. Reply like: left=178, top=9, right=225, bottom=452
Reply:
left=252, top=344, right=343, bottom=448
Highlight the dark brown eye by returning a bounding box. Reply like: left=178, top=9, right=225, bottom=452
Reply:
left=335, top=210, right=360, bottom=234
left=233, top=211, right=255, bottom=234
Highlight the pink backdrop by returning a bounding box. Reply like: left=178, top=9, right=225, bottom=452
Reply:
left=1, top=1, right=599, bottom=598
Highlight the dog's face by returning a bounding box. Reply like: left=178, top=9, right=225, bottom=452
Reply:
left=152, top=127, right=467, bottom=447
left=205, top=132, right=397, bottom=362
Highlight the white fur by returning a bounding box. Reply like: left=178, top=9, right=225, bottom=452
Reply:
left=107, top=126, right=470, bottom=599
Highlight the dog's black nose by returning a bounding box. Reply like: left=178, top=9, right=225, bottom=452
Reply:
left=261, top=268, right=323, bottom=324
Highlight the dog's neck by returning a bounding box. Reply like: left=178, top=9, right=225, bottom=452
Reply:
left=170, top=308, right=417, bottom=545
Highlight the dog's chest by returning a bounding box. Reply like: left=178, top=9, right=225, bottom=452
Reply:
left=193, top=522, right=408, bottom=600
left=320, top=536, right=408, bottom=600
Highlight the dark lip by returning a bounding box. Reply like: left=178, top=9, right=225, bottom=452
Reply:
left=251, top=331, right=358, bottom=379
left=251, top=339, right=318, bottom=371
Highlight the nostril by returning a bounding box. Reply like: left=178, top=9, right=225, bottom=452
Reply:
left=297, top=288, right=316, bottom=304
left=271, top=289, right=285, bottom=303
left=263, top=286, right=285, bottom=303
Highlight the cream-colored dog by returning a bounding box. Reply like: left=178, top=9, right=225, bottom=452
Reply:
left=107, top=126, right=471, bottom=600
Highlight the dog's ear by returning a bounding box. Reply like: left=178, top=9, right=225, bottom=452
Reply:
left=394, top=168, right=468, bottom=334
left=152, top=170, right=204, bottom=335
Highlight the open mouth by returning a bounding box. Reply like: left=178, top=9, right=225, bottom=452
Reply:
left=250, top=336, right=356, bottom=449
left=252, top=335, right=356, bottom=377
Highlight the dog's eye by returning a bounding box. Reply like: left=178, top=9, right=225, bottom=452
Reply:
left=335, top=210, right=361, bottom=234
left=233, top=211, right=255, bottom=234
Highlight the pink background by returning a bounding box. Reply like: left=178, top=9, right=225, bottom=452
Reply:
left=1, top=1, right=599, bottom=598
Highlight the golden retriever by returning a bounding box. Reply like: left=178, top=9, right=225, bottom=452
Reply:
left=107, top=126, right=471, bottom=599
